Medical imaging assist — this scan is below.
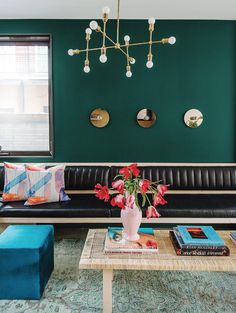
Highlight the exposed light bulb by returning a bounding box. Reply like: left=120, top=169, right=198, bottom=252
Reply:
left=102, top=6, right=110, bottom=14
left=148, top=17, right=156, bottom=25
left=144, top=116, right=150, bottom=121
left=126, top=71, right=132, bottom=78
left=130, top=58, right=136, bottom=64
left=99, top=54, right=107, bottom=63
left=146, top=61, right=154, bottom=68
left=168, top=36, right=176, bottom=45
left=85, top=28, right=92, bottom=35
left=83, top=65, right=90, bottom=73
left=89, top=20, right=98, bottom=30
left=124, top=35, right=130, bottom=42
left=68, top=49, right=74, bottom=56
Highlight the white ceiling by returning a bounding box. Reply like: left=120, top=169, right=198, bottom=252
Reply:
left=0, top=0, right=236, bottom=20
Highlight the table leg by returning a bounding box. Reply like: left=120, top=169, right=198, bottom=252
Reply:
left=103, top=269, right=113, bottom=313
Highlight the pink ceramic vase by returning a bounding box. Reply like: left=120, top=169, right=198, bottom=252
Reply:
left=120, top=204, right=142, bottom=241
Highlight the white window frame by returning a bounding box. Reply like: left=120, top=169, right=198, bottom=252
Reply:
left=0, top=34, right=53, bottom=157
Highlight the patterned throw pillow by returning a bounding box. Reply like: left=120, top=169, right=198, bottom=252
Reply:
left=2, top=162, right=44, bottom=202
left=24, top=164, right=70, bottom=205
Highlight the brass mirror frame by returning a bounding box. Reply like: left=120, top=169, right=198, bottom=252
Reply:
left=90, top=108, right=110, bottom=128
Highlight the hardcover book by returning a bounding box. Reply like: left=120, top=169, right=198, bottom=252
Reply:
left=230, top=232, right=236, bottom=240
left=230, top=232, right=236, bottom=245
left=177, top=225, right=225, bottom=246
left=104, top=227, right=159, bottom=253
left=173, top=227, right=225, bottom=250
left=169, top=231, right=230, bottom=257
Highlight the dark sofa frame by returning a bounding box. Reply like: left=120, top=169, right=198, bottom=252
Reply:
left=0, top=163, right=236, bottom=226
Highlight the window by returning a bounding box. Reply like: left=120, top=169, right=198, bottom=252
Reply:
left=0, top=35, right=53, bottom=156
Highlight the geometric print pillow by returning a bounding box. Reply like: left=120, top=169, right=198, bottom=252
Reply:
left=24, top=164, right=70, bottom=206
left=2, top=162, right=44, bottom=202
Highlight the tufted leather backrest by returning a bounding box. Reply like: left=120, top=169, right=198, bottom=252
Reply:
left=0, top=165, right=236, bottom=191
left=110, top=166, right=236, bottom=190
left=0, top=165, right=111, bottom=191
left=64, top=166, right=111, bottom=190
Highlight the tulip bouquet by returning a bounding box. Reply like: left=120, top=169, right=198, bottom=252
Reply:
left=94, top=163, right=169, bottom=218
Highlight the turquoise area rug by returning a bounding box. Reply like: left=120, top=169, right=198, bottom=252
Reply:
left=0, top=239, right=235, bottom=313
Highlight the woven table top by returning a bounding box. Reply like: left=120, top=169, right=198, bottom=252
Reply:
left=79, top=229, right=236, bottom=272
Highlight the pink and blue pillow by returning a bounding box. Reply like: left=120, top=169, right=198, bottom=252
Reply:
left=25, top=164, right=70, bottom=205
left=2, top=162, right=70, bottom=205
left=2, top=162, right=44, bottom=202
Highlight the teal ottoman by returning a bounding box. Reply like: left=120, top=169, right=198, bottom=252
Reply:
left=0, top=225, right=54, bottom=300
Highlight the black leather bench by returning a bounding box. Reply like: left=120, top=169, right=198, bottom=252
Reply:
left=0, top=165, right=236, bottom=225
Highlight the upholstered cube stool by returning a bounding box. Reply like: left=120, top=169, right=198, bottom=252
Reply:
left=0, top=225, right=54, bottom=300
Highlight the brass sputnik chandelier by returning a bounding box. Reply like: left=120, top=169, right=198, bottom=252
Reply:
left=68, top=0, right=176, bottom=77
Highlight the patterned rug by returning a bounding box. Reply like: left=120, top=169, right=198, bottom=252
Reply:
left=0, top=239, right=235, bottom=313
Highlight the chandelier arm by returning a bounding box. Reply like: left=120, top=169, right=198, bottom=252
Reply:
left=71, top=39, right=168, bottom=54
left=148, top=27, right=153, bottom=57
left=85, top=33, right=91, bottom=63
left=123, top=39, right=165, bottom=48
left=102, top=20, right=107, bottom=48
left=78, top=45, right=115, bottom=53
left=126, top=45, right=130, bottom=66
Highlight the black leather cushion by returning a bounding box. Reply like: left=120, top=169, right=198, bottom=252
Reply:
left=0, top=195, right=111, bottom=217
left=0, top=201, right=5, bottom=210
left=64, top=166, right=111, bottom=190
left=0, top=167, right=4, bottom=191
left=111, top=166, right=236, bottom=190
left=110, top=194, right=236, bottom=218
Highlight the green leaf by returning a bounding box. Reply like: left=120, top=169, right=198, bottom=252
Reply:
left=135, top=193, right=140, bottom=210
left=142, top=193, right=146, bottom=207
left=113, top=174, right=123, bottom=180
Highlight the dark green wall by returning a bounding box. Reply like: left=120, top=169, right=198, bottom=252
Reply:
left=0, top=20, right=235, bottom=163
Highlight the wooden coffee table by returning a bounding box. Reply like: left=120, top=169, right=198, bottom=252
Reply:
left=79, top=229, right=236, bottom=313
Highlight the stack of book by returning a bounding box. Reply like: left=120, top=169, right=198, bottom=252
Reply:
left=230, top=232, right=236, bottom=245
left=169, top=225, right=230, bottom=256
left=104, top=227, right=159, bottom=254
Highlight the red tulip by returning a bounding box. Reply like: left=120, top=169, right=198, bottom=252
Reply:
left=112, top=180, right=124, bottom=194
left=158, top=184, right=169, bottom=196
left=94, top=184, right=110, bottom=202
left=110, top=194, right=125, bottom=209
left=153, top=193, right=167, bottom=206
left=146, top=205, right=161, bottom=219
left=119, top=167, right=131, bottom=179
left=119, top=163, right=140, bottom=179
left=129, top=163, right=140, bottom=177
left=139, top=179, right=151, bottom=193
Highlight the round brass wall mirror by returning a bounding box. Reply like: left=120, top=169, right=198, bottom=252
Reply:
left=137, top=108, right=156, bottom=128
left=90, top=108, right=110, bottom=128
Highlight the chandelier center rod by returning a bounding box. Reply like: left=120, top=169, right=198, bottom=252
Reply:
left=116, top=0, right=121, bottom=44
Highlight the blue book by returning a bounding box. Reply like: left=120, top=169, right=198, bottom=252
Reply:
left=108, top=227, right=154, bottom=239
left=177, top=225, right=225, bottom=246
left=173, top=227, right=225, bottom=249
